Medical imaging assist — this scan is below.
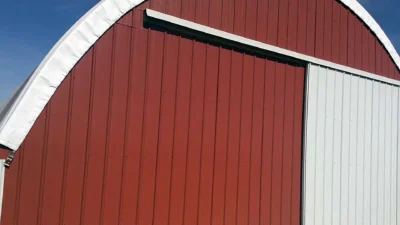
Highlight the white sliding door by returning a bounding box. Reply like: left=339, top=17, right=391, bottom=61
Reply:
left=304, top=64, right=400, bottom=225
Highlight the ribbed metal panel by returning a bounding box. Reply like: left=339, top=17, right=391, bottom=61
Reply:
left=0, top=9, right=306, bottom=224
left=117, top=0, right=400, bottom=80
left=304, top=64, right=400, bottom=225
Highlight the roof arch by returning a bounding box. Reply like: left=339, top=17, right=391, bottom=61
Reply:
left=0, top=0, right=399, bottom=151
left=339, top=0, right=400, bottom=71
left=0, top=0, right=147, bottom=150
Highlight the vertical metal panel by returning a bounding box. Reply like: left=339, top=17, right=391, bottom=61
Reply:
left=314, top=0, right=325, bottom=59
left=331, top=0, right=340, bottom=64
left=0, top=160, right=4, bottom=222
left=120, top=28, right=148, bottom=225
left=323, top=0, right=333, bottom=61
left=305, top=64, right=400, bottom=225
left=1, top=15, right=306, bottom=225
left=116, top=0, right=400, bottom=80
left=277, top=0, right=289, bottom=48
left=296, top=0, right=307, bottom=54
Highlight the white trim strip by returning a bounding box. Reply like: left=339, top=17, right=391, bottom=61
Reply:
left=0, top=0, right=147, bottom=151
left=0, top=160, right=5, bottom=221
left=145, top=9, right=400, bottom=86
left=339, top=0, right=400, bottom=71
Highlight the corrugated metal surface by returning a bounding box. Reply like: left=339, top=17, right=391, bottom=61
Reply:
left=0, top=160, right=5, bottom=222
left=119, top=0, right=400, bottom=80
left=0, top=13, right=306, bottom=225
left=304, top=64, right=400, bottom=225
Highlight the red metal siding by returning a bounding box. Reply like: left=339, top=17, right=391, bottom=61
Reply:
left=120, top=0, right=399, bottom=79
left=0, top=9, right=305, bottom=225
left=2, top=0, right=399, bottom=223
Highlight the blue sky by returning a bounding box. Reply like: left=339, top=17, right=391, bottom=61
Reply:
left=0, top=0, right=399, bottom=104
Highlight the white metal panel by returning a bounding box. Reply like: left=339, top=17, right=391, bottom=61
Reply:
left=378, top=83, right=385, bottom=225
left=371, top=81, right=380, bottom=225
left=340, top=73, right=351, bottom=225
left=332, top=71, right=344, bottom=225
left=323, top=68, right=335, bottom=225
left=0, top=160, right=5, bottom=221
left=304, top=65, right=319, bottom=225
left=356, top=78, right=365, bottom=225
left=363, top=79, right=373, bottom=225
left=305, top=64, right=400, bottom=225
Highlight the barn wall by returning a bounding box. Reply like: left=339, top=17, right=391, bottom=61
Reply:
left=0, top=20, right=306, bottom=225
left=304, top=64, right=400, bottom=225
left=119, top=0, right=399, bottom=80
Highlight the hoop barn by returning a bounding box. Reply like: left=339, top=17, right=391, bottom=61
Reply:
left=0, top=0, right=399, bottom=225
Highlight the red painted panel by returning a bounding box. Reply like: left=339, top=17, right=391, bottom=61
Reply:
left=121, top=29, right=149, bottom=225
left=234, top=0, right=246, bottom=36
left=248, top=57, right=265, bottom=225
left=270, top=63, right=286, bottom=225
left=281, top=65, right=296, bottom=225
left=0, top=150, right=8, bottom=159
left=182, top=41, right=206, bottom=225
left=323, top=0, right=333, bottom=61
left=150, top=0, right=166, bottom=12
left=101, top=24, right=131, bottom=225
left=197, top=45, right=219, bottom=225
left=0, top=146, right=23, bottom=225
left=195, top=0, right=209, bottom=25
left=389, top=61, right=395, bottom=78
left=354, top=19, right=362, bottom=70
left=315, top=0, right=325, bottom=58
left=267, top=0, right=279, bottom=46
left=277, top=0, right=289, bottom=48
left=287, top=0, right=299, bottom=51
left=219, top=1, right=237, bottom=33
left=15, top=112, right=46, bottom=225
left=209, top=0, right=223, bottom=29
left=168, top=37, right=192, bottom=225
left=133, top=9, right=145, bottom=29
left=256, top=0, right=268, bottom=43
left=237, top=55, right=254, bottom=225
left=81, top=28, right=114, bottom=225
left=136, top=30, right=165, bottom=225
left=369, top=32, right=376, bottom=74
left=291, top=66, right=305, bottom=225
left=376, top=40, right=382, bottom=76
left=114, top=0, right=400, bottom=80
left=296, top=0, right=308, bottom=54
left=382, top=50, right=389, bottom=78
left=260, top=60, right=276, bottom=225
left=3, top=5, right=311, bottom=225
left=136, top=1, right=150, bottom=11
left=391, top=63, right=397, bottom=79
left=245, top=0, right=258, bottom=40
left=152, top=33, right=179, bottom=225
left=61, top=48, right=93, bottom=225
left=39, top=77, right=70, bottom=225
left=118, top=11, right=133, bottom=27
left=211, top=48, right=231, bottom=225
left=331, top=0, right=340, bottom=64
left=347, top=14, right=355, bottom=68
left=165, top=0, right=181, bottom=17
left=180, top=0, right=195, bottom=21
left=306, top=0, right=316, bottom=56
left=339, top=7, right=348, bottom=66
left=224, top=51, right=243, bottom=225
left=361, top=28, right=369, bottom=72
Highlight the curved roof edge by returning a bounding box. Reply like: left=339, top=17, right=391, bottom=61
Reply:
left=339, top=0, right=400, bottom=71
left=0, top=0, right=146, bottom=150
